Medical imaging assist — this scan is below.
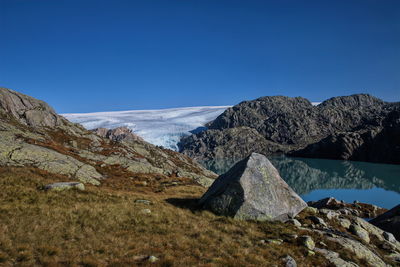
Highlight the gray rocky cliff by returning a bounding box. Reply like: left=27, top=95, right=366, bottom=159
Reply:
left=179, top=94, right=399, bottom=164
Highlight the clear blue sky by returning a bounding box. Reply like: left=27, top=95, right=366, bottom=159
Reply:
left=1, top=0, right=399, bottom=113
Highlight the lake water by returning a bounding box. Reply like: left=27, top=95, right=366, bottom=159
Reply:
left=201, top=156, right=400, bottom=209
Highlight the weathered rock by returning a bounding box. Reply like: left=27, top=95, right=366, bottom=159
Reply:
left=324, top=235, right=388, bottom=267
left=309, top=198, right=386, bottom=219
left=140, top=209, right=152, bottom=214
left=303, top=206, right=318, bottom=214
left=383, top=232, right=397, bottom=243
left=199, top=153, right=307, bottom=222
left=286, top=219, right=302, bottom=227
left=319, top=209, right=339, bottom=220
left=299, top=236, right=315, bottom=250
left=307, top=250, right=315, bottom=256
left=370, top=204, right=400, bottom=241
left=386, top=253, right=400, bottom=263
left=308, top=216, right=328, bottom=227
left=265, top=239, right=283, bottom=245
left=147, top=255, right=158, bottom=263
left=0, top=87, right=65, bottom=128
left=350, top=224, right=370, bottom=243
left=44, top=182, right=85, bottom=191
left=282, top=255, right=297, bottom=267
left=338, top=218, right=351, bottom=229
left=315, top=248, right=359, bottom=267
left=309, top=197, right=342, bottom=209
left=92, top=126, right=144, bottom=143
left=135, top=199, right=152, bottom=205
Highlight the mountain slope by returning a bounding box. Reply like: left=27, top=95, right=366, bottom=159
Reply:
left=0, top=87, right=217, bottom=187
left=179, top=94, right=400, bottom=164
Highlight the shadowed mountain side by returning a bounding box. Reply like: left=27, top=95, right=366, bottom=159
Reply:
left=290, top=107, right=400, bottom=164
left=179, top=94, right=400, bottom=164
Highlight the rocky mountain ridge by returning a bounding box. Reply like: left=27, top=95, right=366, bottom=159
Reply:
left=0, top=87, right=217, bottom=187
left=179, top=94, right=400, bottom=164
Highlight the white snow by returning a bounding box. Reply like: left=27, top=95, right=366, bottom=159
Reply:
left=63, top=106, right=230, bottom=150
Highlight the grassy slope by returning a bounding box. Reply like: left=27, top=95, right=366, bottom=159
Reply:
left=0, top=167, right=332, bottom=267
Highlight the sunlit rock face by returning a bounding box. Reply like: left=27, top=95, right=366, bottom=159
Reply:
left=199, top=153, right=307, bottom=222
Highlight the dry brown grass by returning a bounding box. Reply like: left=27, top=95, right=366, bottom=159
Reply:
left=0, top=166, right=334, bottom=267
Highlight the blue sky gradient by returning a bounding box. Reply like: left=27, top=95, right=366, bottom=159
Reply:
left=1, top=0, right=399, bottom=112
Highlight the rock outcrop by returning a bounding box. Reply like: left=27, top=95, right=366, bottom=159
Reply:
left=0, top=87, right=217, bottom=187
left=179, top=94, right=400, bottom=164
left=199, top=153, right=307, bottom=221
left=92, top=126, right=145, bottom=143
left=0, top=88, right=65, bottom=128
left=370, top=204, right=400, bottom=241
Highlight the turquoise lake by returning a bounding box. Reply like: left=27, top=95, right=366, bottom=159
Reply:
left=201, top=156, right=400, bottom=209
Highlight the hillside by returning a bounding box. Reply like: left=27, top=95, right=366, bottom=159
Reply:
left=1, top=88, right=399, bottom=266
left=179, top=94, right=400, bottom=164
left=0, top=87, right=217, bottom=187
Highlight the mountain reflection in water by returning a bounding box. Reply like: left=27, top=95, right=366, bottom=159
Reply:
left=201, top=156, right=400, bottom=208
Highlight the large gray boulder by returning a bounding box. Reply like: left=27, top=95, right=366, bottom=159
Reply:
left=199, top=153, right=307, bottom=222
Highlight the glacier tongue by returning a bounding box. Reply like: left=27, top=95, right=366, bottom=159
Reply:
left=62, top=106, right=230, bottom=150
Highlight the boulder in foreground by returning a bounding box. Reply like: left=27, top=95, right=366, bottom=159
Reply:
left=199, top=153, right=307, bottom=222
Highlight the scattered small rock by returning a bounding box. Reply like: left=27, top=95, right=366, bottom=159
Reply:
left=338, top=218, right=351, bottom=229
left=135, top=199, right=152, bottom=205
left=383, top=231, right=396, bottom=243
left=303, top=207, right=318, bottom=214
left=286, top=219, right=301, bottom=227
left=147, top=255, right=158, bottom=263
left=265, top=239, right=283, bottom=245
left=386, top=253, right=400, bottom=263
left=307, top=250, right=315, bottom=256
left=319, top=209, right=338, bottom=220
left=350, top=224, right=370, bottom=243
left=309, top=197, right=341, bottom=209
left=289, top=234, right=298, bottom=239
left=141, top=209, right=152, bottom=214
left=282, top=255, right=297, bottom=267
left=315, top=248, right=359, bottom=267
left=44, top=182, right=85, bottom=191
left=308, top=216, right=327, bottom=227
left=299, top=235, right=315, bottom=250
left=319, top=241, right=327, bottom=247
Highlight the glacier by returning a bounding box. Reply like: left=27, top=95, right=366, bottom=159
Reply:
left=63, top=106, right=230, bottom=150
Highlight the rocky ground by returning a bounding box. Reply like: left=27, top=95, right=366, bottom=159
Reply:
left=178, top=94, right=400, bottom=165
left=0, top=87, right=217, bottom=187
left=1, top=165, right=399, bottom=266
left=1, top=88, right=399, bottom=266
